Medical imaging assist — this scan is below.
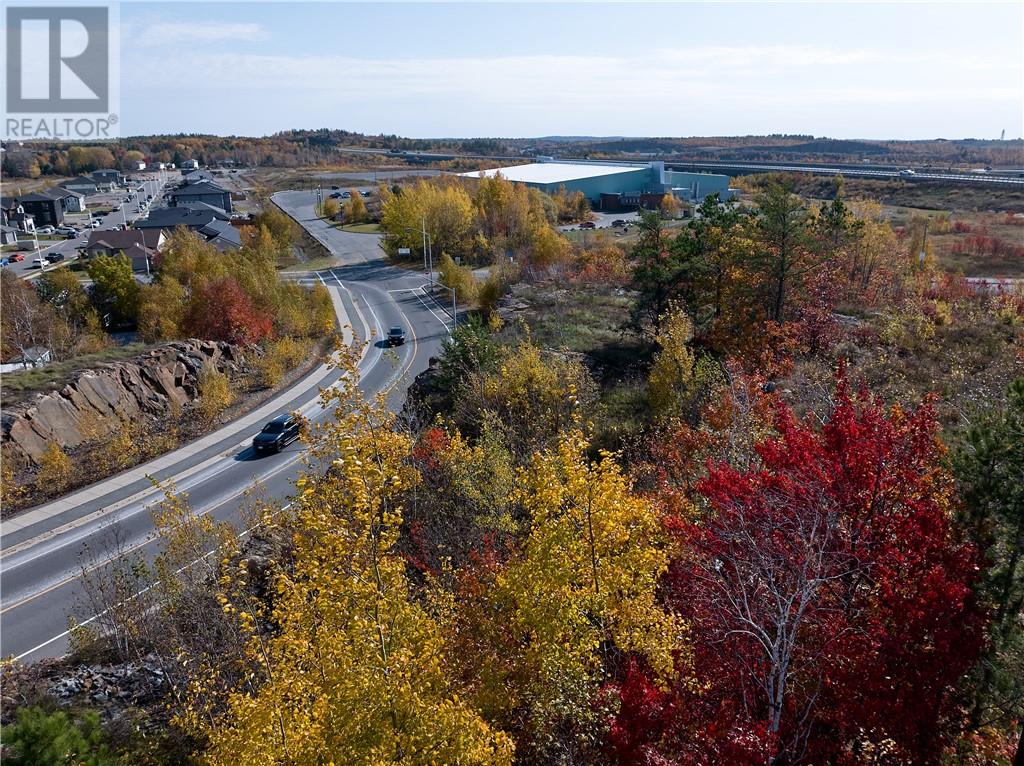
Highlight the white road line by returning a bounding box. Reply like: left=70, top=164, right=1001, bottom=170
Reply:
left=12, top=502, right=293, bottom=662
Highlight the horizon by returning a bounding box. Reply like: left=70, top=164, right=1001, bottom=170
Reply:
left=104, top=1, right=1022, bottom=141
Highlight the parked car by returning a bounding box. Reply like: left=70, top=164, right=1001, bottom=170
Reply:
left=36, top=225, right=55, bottom=235
left=579, top=221, right=596, bottom=229
left=65, top=231, right=78, bottom=239
left=55, top=226, right=78, bottom=235
left=1, top=258, right=9, bottom=267
left=252, top=414, right=301, bottom=454
left=341, top=191, right=351, bottom=199
left=8, top=252, right=25, bottom=262
left=88, top=219, right=102, bottom=228
left=331, top=185, right=340, bottom=190
left=31, top=257, right=47, bottom=269
left=611, top=219, right=626, bottom=228
left=386, top=326, right=406, bottom=346
left=329, top=192, right=342, bottom=199
left=45, top=252, right=65, bottom=263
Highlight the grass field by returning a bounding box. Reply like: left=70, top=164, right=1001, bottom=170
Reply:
left=1, top=343, right=151, bottom=399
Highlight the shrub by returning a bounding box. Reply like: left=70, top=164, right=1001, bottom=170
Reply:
left=197, top=367, right=233, bottom=422
left=439, top=252, right=479, bottom=303
left=256, top=336, right=310, bottom=387
left=36, top=442, right=73, bottom=493
left=1, top=706, right=116, bottom=766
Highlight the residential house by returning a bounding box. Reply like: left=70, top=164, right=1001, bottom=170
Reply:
left=85, top=229, right=164, bottom=272
left=91, top=169, right=126, bottom=188
left=166, top=179, right=232, bottom=213
left=59, top=176, right=100, bottom=195
left=15, top=192, right=64, bottom=227
left=134, top=205, right=241, bottom=250
left=181, top=169, right=215, bottom=184
left=41, top=186, right=85, bottom=213
left=0, top=198, right=35, bottom=232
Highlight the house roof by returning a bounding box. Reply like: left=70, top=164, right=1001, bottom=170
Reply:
left=198, top=219, right=242, bottom=248
left=60, top=175, right=99, bottom=188
left=40, top=187, right=79, bottom=200
left=86, top=229, right=150, bottom=252
left=16, top=192, right=60, bottom=203
left=168, top=179, right=229, bottom=197
left=133, top=206, right=226, bottom=229
left=181, top=169, right=215, bottom=182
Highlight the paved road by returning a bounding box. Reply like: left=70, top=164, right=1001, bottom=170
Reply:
left=0, top=190, right=450, bottom=661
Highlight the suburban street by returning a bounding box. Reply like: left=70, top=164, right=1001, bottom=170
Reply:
left=4, top=172, right=169, bottom=280
left=0, top=190, right=451, bottom=661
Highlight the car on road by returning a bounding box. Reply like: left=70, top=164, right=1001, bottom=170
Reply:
left=1, top=258, right=8, bottom=268
left=331, top=185, right=340, bottom=190
left=31, top=257, right=47, bottom=269
left=386, top=326, right=406, bottom=346
left=8, top=252, right=25, bottom=263
left=65, top=231, right=79, bottom=239
left=329, top=192, right=342, bottom=199
left=899, top=169, right=916, bottom=177
left=252, top=414, right=301, bottom=454
left=341, top=191, right=351, bottom=199
left=55, top=226, right=78, bottom=235
left=36, top=225, right=55, bottom=235
left=87, top=219, right=102, bottom=228
left=45, top=252, right=66, bottom=263
left=579, top=221, right=596, bottom=229
left=611, top=219, right=626, bottom=227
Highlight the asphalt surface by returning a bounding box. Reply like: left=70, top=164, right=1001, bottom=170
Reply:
left=0, top=190, right=450, bottom=661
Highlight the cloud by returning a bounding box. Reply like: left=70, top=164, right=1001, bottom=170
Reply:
left=136, top=22, right=268, bottom=46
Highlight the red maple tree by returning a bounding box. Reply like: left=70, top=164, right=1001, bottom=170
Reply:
left=186, top=276, right=273, bottom=345
left=610, top=374, right=984, bottom=765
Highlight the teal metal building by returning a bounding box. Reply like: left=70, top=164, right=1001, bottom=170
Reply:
left=460, top=160, right=734, bottom=204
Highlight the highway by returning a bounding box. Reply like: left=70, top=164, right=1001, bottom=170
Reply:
left=0, top=190, right=451, bottom=661
left=665, top=160, right=1024, bottom=186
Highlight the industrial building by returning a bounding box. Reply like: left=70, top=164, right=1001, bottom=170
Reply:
left=459, top=159, right=735, bottom=210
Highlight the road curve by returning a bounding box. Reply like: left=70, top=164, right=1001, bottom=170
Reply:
left=0, top=190, right=450, bottom=661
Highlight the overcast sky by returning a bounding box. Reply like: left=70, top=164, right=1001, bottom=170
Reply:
left=117, top=1, right=1023, bottom=140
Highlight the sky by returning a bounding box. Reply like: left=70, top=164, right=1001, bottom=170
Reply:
left=113, top=1, right=1023, bottom=140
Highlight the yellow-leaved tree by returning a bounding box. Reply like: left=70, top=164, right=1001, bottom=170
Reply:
left=445, top=430, right=688, bottom=761
left=648, top=302, right=696, bottom=416
left=186, top=350, right=513, bottom=765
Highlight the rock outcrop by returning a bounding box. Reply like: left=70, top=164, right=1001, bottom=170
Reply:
left=1, top=340, right=245, bottom=468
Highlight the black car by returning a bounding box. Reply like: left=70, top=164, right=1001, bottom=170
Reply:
left=252, top=414, right=300, bottom=453
left=329, top=192, right=342, bottom=199
left=45, top=252, right=66, bottom=263
left=386, top=326, right=406, bottom=346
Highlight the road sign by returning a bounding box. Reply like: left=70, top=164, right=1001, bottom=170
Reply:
left=398, top=247, right=411, bottom=255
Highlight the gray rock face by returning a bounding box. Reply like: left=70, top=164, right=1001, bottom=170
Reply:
left=1, top=340, right=244, bottom=468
